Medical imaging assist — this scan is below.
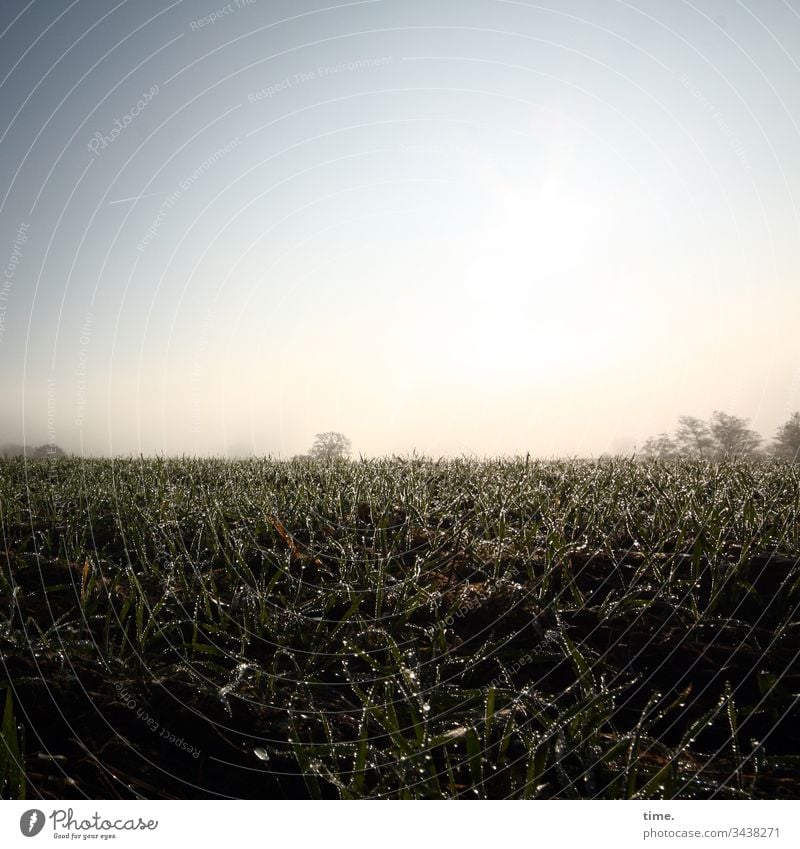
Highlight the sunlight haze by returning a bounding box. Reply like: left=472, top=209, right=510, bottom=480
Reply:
left=1, top=0, right=798, bottom=457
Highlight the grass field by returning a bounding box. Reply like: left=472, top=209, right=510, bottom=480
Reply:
left=1, top=455, right=799, bottom=799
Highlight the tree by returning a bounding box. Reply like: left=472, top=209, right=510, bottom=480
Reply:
left=708, top=410, right=761, bottom=458
left=641, top=433, right=679, bottom=460
left=773, top=411, right=800, bottom=461
left=308, top=432, right=351, bottom=460
left=676, top=416, right=715, bottom=457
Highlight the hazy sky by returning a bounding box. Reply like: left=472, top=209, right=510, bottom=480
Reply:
left=1, top=0, right=799, bottom=457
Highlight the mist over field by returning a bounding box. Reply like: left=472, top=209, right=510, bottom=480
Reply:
left=1, top=0, right=799, bottom=457
left=3, top=2, right=800, bottom=808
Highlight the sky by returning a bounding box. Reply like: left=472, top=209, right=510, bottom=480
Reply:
left=0, top=0, right=798, bottom=458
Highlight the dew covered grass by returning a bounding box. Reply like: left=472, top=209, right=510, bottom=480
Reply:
left=1, top=455, right=799, bottom=799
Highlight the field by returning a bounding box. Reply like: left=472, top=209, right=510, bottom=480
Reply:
left=1, top=455, right=799, bottom=799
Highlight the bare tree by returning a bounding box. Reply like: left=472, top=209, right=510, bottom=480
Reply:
left=641, top=433, right=679, bottom=460
left=708, top=410, right=761, bottom=458
left=309, top=432, right=351, bottom=460
left=676, top=416, right=715, bottom=457
left=772, top=411, right=800, bottom=461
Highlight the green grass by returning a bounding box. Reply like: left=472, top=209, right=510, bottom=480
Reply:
left=0, top=454, right=798, bottom=798
left=0, top=686, right=26, bottom=799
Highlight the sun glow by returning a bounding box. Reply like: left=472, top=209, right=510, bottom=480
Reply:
left=445, top=165, right=618, bottom=380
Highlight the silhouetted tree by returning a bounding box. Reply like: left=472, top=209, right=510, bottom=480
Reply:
left=643, top=411, right=771, bottom=461
left=641, top=433, right=679, bottom=460
left=708, top=410, right=761, bottom=458
left=772, top=411, right=800, bottom=461
left=309, top=432, right=351, bottom=460
left=676, top=416, right=715, bottom=457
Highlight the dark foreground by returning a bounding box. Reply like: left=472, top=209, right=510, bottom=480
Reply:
left=1, top=456, right=799, bottom=799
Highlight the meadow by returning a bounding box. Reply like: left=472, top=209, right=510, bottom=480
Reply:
left=1, top=455, right=798, bottom=799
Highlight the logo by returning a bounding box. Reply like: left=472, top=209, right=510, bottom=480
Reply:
left=20, top=810, right=45, bottom=837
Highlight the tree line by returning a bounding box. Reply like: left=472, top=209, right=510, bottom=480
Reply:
left=0, top=443, right=67, bottom=458
left=641, top=410, right=800, bottom=461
